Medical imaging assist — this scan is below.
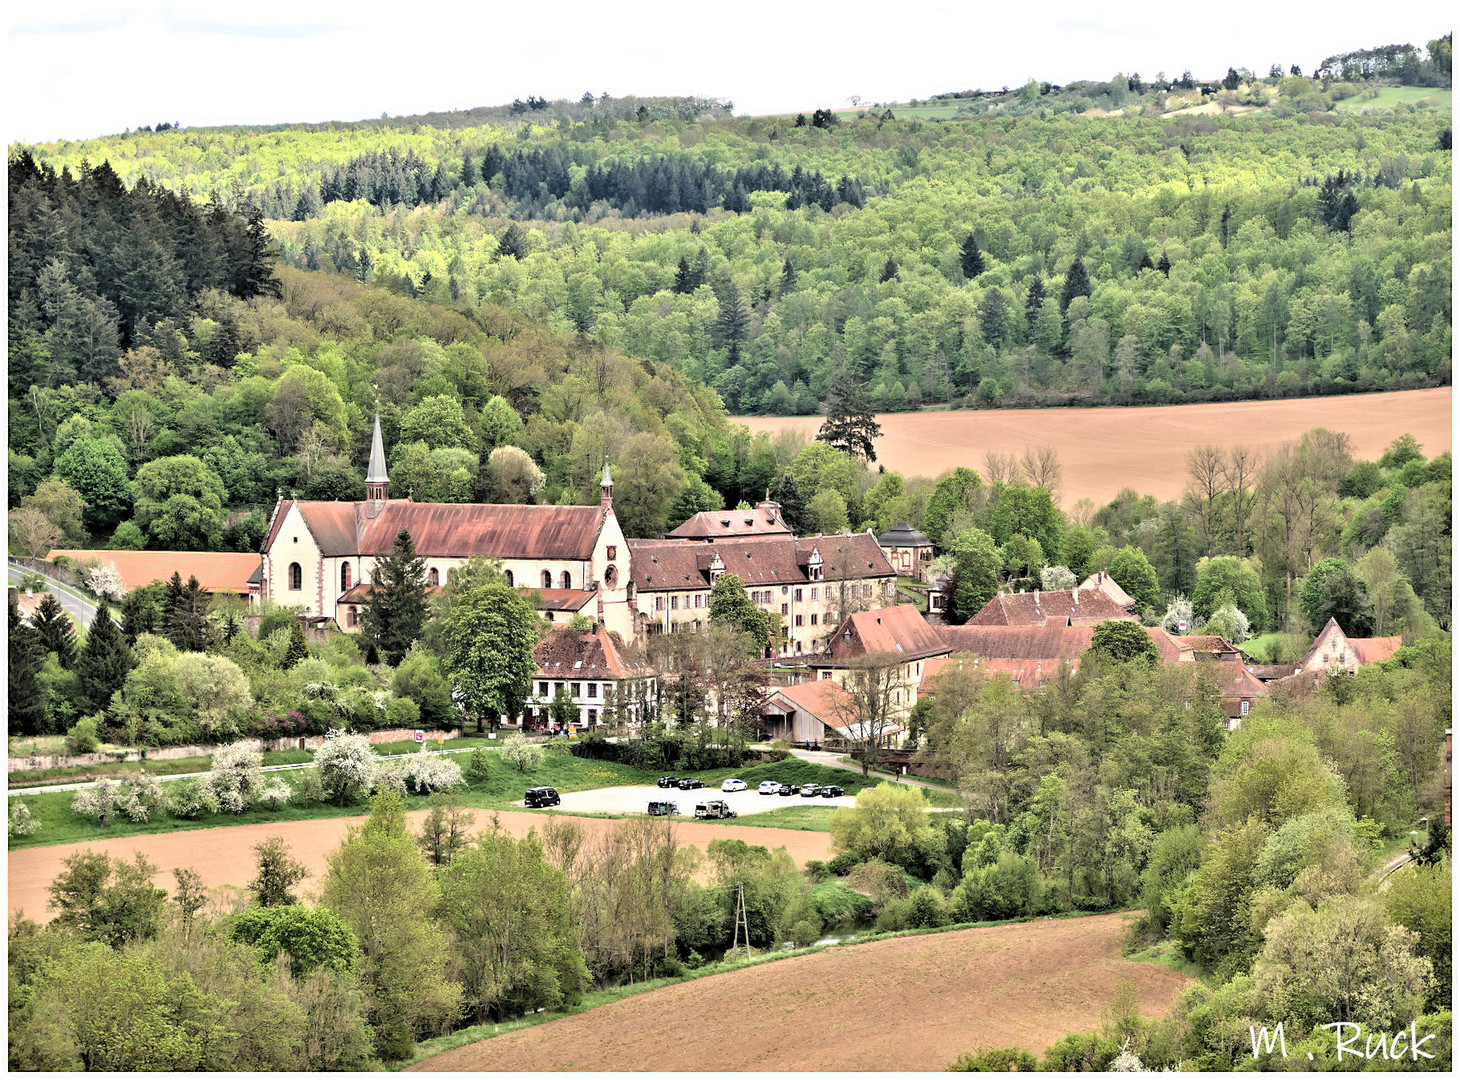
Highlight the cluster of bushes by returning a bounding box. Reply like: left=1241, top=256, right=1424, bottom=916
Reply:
left=570, top=731, right=770, bottom=772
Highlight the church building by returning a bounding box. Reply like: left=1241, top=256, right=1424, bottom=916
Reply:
left=260, top=413, right=635, bottom=641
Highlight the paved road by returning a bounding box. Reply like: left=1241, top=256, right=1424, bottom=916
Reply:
left=786, top=748, right=953, bottom=795
left=8, top=563, right=97, bottom=625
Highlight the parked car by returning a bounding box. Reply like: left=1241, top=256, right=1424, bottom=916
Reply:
left=820, top=785, right=845, bottom=798
left=647, top=800, right=678, bottom=817
left=721, top=778, right=747, bottom=792
left=657, top=776, right=680, bottom=788
left=800, top=784, right=822, bottom=797
left=677, top=777, right=705, bottom=790
left=524, top=786, right=560, bottom=808
left=777, top=783, right=797, bottom=796
left=758, top=780, right=782, bottom=795
left=694, top=801, right=739, bottom=819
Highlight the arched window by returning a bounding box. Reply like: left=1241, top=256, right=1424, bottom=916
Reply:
left=288, top=562, right=302, bottom=590
left=428, top=568, right=440, bottom=587
left=341, top=563, right=352, bottom=591
left=604, top=565, right=617, bottom=587
left=542, top=570, right=553, bottom=588
left=505, top=569, right=514, bottom=587
left=561, top=571, right=572, bottom=590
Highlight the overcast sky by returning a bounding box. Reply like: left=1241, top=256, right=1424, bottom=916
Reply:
left=4, top=1, right=1452, bottom=143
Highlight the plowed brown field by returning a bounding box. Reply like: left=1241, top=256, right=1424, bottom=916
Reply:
left=7, top=811, right=833, bottom=920
left=737, top=387, right=1451, bottom=504
left=409, top=911, right=1188, bottom=1072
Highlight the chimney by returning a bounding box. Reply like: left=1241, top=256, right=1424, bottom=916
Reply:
left=1072, top=588, right=1079, bottom=605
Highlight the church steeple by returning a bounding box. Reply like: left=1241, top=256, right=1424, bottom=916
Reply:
left=365, top=409, right=389, bottom=512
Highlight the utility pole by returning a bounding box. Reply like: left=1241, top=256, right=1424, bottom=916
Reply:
left=729, top=882, right=751, bottom=962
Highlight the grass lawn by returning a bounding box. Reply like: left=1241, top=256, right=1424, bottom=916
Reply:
left=728, top=805, right=838, bottom=831
left=1335, top=86, right=1452, bottom=112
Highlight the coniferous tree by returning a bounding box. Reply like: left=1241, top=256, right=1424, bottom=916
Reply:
left=817, top=373, right=883, bottom=462
left=32, top=593, right=77, bottom=668
left=461, top=150, right=477, bottom=187
left=9, top=596, right=47, bottom=736
left=283, top=620, right=310, bottom=669
left=714, top=278, right=749, bottom=364
left=496, top=223, right=526, bottom=260
left=361, top=529, right=430, bottom=666
left=778, top=257, right=797, bottom=296
left=672, top=256, right=695, bottom=294
left=76, top=607, right=134, bottom=714
left=959, top=233, right=986, bottom=279
left=1157, top=252, right=1172, bottom=277
left=880, top=257, right=899, bottom=283
left=167, top=574, right=213, bottom=651
left=121, top=584, right=164, bottom=643
left=1024, top=275, right=1046, bottom=335
left=773, top=471, right=810, bottom=535
left=1059, top=257, right=1092, bottom=313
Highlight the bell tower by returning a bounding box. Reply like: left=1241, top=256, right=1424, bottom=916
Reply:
left=365, top=409, right=389, bottom=515
left=600, top=460, right=614, bottom=509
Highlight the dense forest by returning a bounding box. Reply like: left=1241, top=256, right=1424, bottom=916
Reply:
left=14, top=38, right=1449, bottom=418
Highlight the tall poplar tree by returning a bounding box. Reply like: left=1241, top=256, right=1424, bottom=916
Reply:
left=361, top=529, right=430, bottom=666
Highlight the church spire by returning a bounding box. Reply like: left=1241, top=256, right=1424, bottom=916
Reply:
left=600, top=460, right=614, bottom=509
left=366, top=409, right=389, bottom=510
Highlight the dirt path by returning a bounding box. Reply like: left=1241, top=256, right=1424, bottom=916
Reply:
left=7, top=811, right=834, bottom=920
left=409, top=911, right=1188, bottom=1072
left=736, top=388, right=1451, bottom=503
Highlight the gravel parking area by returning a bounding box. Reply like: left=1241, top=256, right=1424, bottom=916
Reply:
left=551, top=782, right=856, bottom=817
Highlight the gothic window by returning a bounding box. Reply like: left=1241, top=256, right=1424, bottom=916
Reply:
left=561, top=571, right=572, bottom=590
left=288, top=563, right=302, bottom=590
left=428, top=568, right=440, bottom=587
left=341, top=563, right=352, bottom=591
left=542, top=570, right=553, bottom=588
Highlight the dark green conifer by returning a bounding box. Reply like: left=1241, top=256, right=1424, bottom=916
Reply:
left=76, top=607, right=134, bottom=713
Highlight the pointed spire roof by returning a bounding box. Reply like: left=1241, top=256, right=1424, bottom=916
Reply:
left=366, top=411, right=389, bottom=484
left=600, top=460, right=613, bottom=488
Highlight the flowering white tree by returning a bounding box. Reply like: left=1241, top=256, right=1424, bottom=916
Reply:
left=1161, top=595, right=1196, bottom=634
left=116, top=771, right=167, bottom=823
left=314, top=728, right=375, bottom=806
left=1040, top=565, right=1078, bottom=590
left=257, top=778, right=293, bottom=810
left=167, top=777, right=220, bottom=819
left=400, top=746, right=464, bottom=794
left=1204, top=603, right=1251, bottom=644
left=8, top=800, right=40, bottom=837
left=368, top=756, right=407, bottom=796
left=83, top=561, right=127, bottom=602
left=502, top=731, right=544, bottom=773
left=206, top=741, right=267, bottom=814
left=73, top=780, right=122, bottom=827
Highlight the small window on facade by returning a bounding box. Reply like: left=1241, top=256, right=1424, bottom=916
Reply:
left=607, top=545, right=617, bottom=560
left=811, top=613, right=818, bottom=625
left=347, top=607, right=356, bottom=626
left=341, top=563, right=352, bottom=591
left=561, top=571, right=572, bottom=590
left=588, top=683, right=598, bottom=699
left=428, top=568, right=439, bottom=587
left=539, top=682, right=548, bottom=696
left=781, top=603, right=788, bottom=616
left=1241, top=700, right=1250, bottom=716
left=605, top=565, right=617, bottom=586
left=810, top=587, right=818, bottom=601
left=571, top=683, right=582, bottom=697
left=506, top=570, right=515, bottom=587
left=543, top=570, right=553, bottom=588
left=795, top=614, right=804, bottom=627
left=288, top=562, right=302, bottom=590
left=588, top=708, right=598, bottom=724
left=863, top=584, right=872, bottom=598
left=795, top=588, right=803, bottom=601
left=655, top=596, right=664, bottom=611
left=671, top=595, right=679, bottom=610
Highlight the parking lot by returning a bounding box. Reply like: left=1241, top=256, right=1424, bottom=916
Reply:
left=550, top=781, right=857, bottom=817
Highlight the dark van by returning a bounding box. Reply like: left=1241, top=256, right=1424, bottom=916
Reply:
left=524, top=786, right=561, bottom=808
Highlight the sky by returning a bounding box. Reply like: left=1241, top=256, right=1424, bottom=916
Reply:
left=3, top=0, right=1452, bottom=143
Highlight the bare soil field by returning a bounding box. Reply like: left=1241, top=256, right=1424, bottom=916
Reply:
left=737, top=388, right=1451, bottom=504
left=409, top=911, right=1188, bottom=1072
left=7, top=811, right=834, bottom=920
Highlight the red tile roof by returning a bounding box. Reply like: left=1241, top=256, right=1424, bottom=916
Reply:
left=1350, top=636, right=1404, bottom=665
left=533, top=626, right=650, bottom=680
left=336, top=581, right=443, bottom=604
left=967, top=588, right=1135, bottom=627
left=768, top=679, right=904, bottom=740
left=46, top=549, right=262, bottom=594
left=920, top=654, right=1069, bottom=692
left=523, top=588, right=596, bottom=612
left=666, top=504, right=792, bottom=540
left=812, top=605, right=951, bottom=666
left=628, top=534, right=893, bottom=591
left=939, top=622, right=1097, bottom=661
left=266, top=500, right=608, bottom=560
